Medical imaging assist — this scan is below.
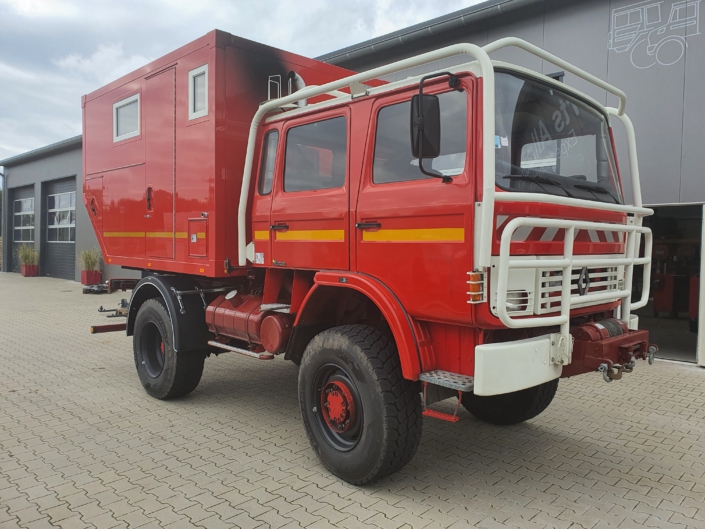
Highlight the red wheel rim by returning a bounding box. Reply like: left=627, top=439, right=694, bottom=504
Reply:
left=320, top=380, right=356, bottom=433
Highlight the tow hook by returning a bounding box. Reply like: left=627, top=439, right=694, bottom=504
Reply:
left=598, top=360, right=630, bottom=383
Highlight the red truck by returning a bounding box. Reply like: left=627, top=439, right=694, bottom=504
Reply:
left=85, top=30, right=656, bottom=484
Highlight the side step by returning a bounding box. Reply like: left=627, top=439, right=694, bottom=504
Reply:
left=419, top=370, right=474, bottom=392
left=207, top=340, right=274, bottom=360
left=419, top=370, right=474, bottom=423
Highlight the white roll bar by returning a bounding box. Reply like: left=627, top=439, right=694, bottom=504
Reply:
left=237, top=43, right=494, bottom=266
left=238, top=38, right=645, bottom=275
left=483, top=38, right=628, bottom=116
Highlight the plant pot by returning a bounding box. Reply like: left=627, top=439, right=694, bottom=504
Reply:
left=21, top=264, right=38, bottom=277
left=81, top=270, right=102, bottom=285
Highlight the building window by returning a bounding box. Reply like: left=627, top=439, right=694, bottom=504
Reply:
left=188, top=65, right=208, bottom=120
left=13, top=198, right=35, bottom=242
left=47, top=192, right=76, bottom=243
left=113, top=93, right=140, bottom=142
left=284, top=117, right=347, bottom=192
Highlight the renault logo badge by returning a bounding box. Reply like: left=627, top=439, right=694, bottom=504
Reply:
left=578, top=267, right=590, bottom=296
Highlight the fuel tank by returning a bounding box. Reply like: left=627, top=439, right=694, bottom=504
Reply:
left=205, top=292, right=293, bottom=354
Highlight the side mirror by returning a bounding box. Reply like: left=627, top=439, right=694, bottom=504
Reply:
left=410, top=94, right=441, bottom=159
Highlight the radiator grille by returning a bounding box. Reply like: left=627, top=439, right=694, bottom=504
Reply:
left=537, top=266, right=620, bottom=314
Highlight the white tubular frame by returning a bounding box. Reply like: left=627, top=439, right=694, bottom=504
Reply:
left=496, top=217, right=653, bottom=344
left=237, top=42, right=494, bottom=266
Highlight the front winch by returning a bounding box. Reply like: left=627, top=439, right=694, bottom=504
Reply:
left=562, top=319, right=656, bottom=380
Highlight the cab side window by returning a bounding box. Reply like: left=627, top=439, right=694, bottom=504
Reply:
left=258, top=130, right=278, bottom=195
left=373, top=90, right=467, bottom=184
left=284, top=117, right=347, bottom=192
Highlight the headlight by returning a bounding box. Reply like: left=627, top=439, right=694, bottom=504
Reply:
left=506, top=290, right=530, bottom=312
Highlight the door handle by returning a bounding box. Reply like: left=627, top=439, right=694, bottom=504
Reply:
left=355, top=222, right=382, bottom=229
left=270, top=224, right=290, bottom=231
left=146, top=186, right=153, bottom=211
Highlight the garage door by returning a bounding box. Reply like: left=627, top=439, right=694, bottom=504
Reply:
left=10, top=185, right=36, bottom=273
left=45, top=178, right=76, bottom=280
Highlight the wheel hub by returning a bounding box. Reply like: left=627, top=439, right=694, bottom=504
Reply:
left=321, top=380, right=356, bottom=433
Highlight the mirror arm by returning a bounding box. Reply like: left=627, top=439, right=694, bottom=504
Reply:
left=416, top=72, right=460, bottom=184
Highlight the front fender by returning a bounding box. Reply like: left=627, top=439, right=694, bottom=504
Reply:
left=299, top=272, right=423, bottom=380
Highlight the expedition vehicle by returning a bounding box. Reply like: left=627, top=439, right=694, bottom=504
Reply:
left=86, top=30, right=656, bottom=484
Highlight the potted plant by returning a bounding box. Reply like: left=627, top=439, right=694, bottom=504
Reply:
left=17, top=245, right=39, bottom=277
left=79, top=247, right=102, bottom=285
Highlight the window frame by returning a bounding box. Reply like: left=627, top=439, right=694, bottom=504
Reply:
left=370, top=82, right=470, bottom=186
left=47, top=191, right=76, bottom=244
left=281, top=113, right=349, bottom=193
left=113, top=93, right=140, bottom=143
left=188, top=64, right=208, bottom=121
left=257, top=129, right=279, bottom=196
left=13, top=198, right=35, bottom=243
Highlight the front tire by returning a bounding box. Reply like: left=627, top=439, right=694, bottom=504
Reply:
left=462, top=379, right=558, bottom=425
left=298, top=325, right=422, bottom=485
left=133, top=299, right=205, bottom=400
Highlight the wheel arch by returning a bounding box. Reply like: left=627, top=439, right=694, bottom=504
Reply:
left=287, top=272, right=422, bottom=380
left=127, top=275, right=211, bottom=353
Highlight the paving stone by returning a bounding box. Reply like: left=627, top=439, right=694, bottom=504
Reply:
left=1, top=275, right=705, bottom=529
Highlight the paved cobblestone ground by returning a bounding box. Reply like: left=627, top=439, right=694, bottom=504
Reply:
left=1, top=274, right=704, bottom=529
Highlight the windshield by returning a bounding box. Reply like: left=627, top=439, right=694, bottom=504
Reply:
left=495, top=70, right=623, bottom=204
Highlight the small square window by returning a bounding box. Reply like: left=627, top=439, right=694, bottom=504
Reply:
left=113, top=93, right=140, bottom=142
left=188, top=65, right=208, bottom=120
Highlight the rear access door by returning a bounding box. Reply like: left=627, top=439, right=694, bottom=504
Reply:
left=144, top=67, right=175, bottom=258
left=355, top=80, right=475, bottom=324
left=269, top=110, right=350, bottom=270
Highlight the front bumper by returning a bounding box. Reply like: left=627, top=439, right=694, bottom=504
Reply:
left=474, top=326, right=655, bottom=396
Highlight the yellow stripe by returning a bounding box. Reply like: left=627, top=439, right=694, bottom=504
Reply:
left=254, top=230, right=270, bottom=240
left=145, top=232, right=186, bottom=238
left=197, top=232, right=206, bottom=239
left=103, top=232, right=144, bottom=238
left=362, top=227, right=465, bottom=242
left=276, top=229, right=345, bottom=241
left=103, top=232, right=194, bottom=239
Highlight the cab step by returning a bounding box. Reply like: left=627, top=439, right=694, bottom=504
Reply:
left=419, top=370, right=474, bottom=423
left=419, top=370, right=474, bottom=392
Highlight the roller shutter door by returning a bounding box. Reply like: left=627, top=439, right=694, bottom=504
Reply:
left=10, top=185, right=36, bottom=273
left=45, top=178, right=76, bottom=280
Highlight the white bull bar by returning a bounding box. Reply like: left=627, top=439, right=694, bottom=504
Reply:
left=496, top=216, right=653, bottom=359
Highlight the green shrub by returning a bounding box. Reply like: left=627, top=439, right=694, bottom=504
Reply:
left=16, top=244, right=39, bottom=265
left=79, top=247, right=102, bottom=271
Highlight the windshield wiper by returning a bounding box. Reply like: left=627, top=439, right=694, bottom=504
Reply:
left=573, top=183, right=620, bottom=204
left=503, top=174, right=560, bottom=186
left=503, top=174, right=577, bottom=198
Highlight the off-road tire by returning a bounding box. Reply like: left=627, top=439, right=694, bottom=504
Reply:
left=462, top=378, right=558, bottom=425
left=133, top=299, right=205, bottom=400
left=298, top=325, right=422, bottom=485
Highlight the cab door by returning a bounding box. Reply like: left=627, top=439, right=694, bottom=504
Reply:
left=251, top=129, right=280, bottom=267
left=269, top=111, right=350, bottom=270
left=355, top=80, right=475, bottom=324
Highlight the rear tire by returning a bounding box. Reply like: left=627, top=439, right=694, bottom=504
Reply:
left=298, top=325, right=422, bottom=485
left=133, top=299, right=205, bottom=400
left=462, top=379, right=558, bottom=425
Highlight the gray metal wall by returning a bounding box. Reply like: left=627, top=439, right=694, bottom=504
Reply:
left=331, top=0, right=704, bottom=207
left=1, top=147, right=139, bottom=282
